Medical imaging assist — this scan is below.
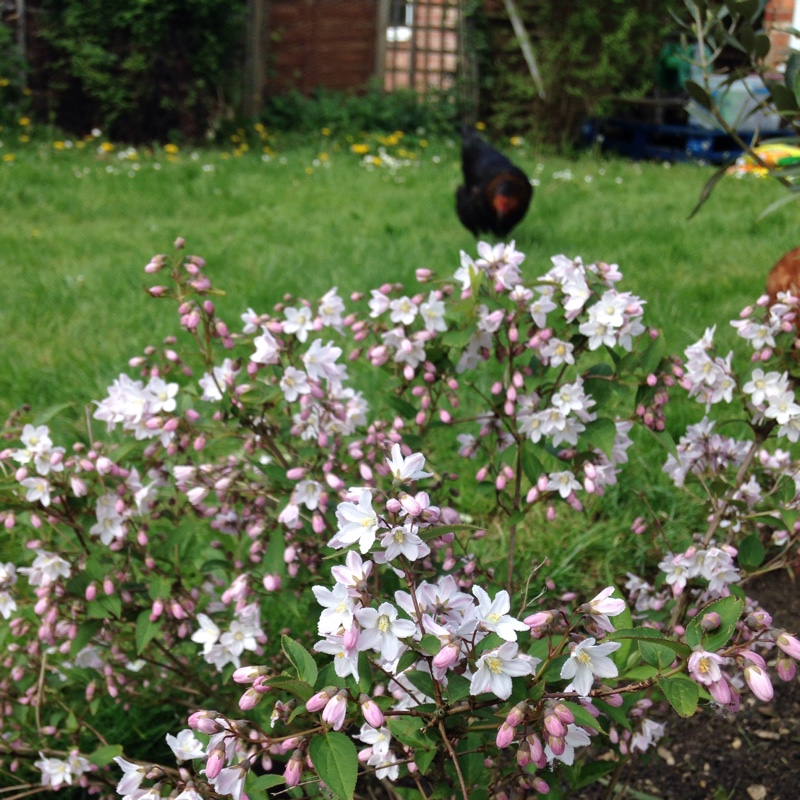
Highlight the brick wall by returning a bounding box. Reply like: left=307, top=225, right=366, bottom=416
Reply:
left=764, top=0, right=796, bottom=67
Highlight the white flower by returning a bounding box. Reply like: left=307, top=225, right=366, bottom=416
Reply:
left=283, top=305, right=314, bottom=342
left=386, top=444, right=432, bottom=482
left=314, top=634, right=360, bottom=681
left=211, top=764, right=248, bottom=800
left=198, top=358, right=239, bottom=401
left=420, top=291, right=447, bottom=332
left=318, top=287, right=345, bottom=329
left=380, top=525, right=430, bottom=562
left=330, top=489, right=384, bottom=553
left=280, top=366, right=311, bottom=402
left=113, top=756, right=147, bottom=795
left=251, top=326, right=281, bottom=364
left=356, top=602, right=417, bottom=661
left=166, top=729, right=205, bottom=762
left=582, top=587, right=626, bottom=633
left=472, top=586, right=529, bottom=641
left=191, top=613, right=220, bottom=654
left=356, top=723, right=392, bottom=757
left=470, top=642, right=536, bottom=700
left=19, top=550, right=70, bottom=586
left=20, top=476, right=51, bottom=507
left=389, top=296, right=418, bottom=325
left=35, top=753, right=72, bottom=789
left=560, top=637, right=621, bottom=696
left=313, top=582, right=357, bottom=634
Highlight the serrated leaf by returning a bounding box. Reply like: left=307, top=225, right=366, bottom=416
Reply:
left=738, top=533, right=765, bottom=570
left=135, top=610, right=161, bottom=655
left=582, top=418, right=617, bottom=459
left=89, top=744, right=123, bottom=767
left=608, top=628, right=691, bottom=660
left=147, top=574, right=171, bottom=602
left=455, top=733, right=484, bottom=786
left=265, top=674, right=315, bottom=702
left=685, top=595, right=744, bottom=651
left=386, top=395, right=417, bottom=419
left=388, top=716, right=436, bottom=751
left=282, top=635, right=318, bottom=686
left=308, top=731, right=357, bottom=800
left=658, top=675, right=699, bottom=718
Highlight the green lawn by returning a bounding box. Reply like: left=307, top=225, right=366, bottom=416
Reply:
left=1, top=130, right=795, bottom=418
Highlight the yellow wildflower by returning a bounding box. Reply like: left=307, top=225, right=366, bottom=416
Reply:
left=100, top=142, right=114, bottom=153
left=475, top=121, right=486, bottom=130
left=3, top=153, right=15, bottom=162
left=164, top=143, right=179, bottom=155
left=350, top=143, right=369, bottom=155
left=18, top=116, right=30, bottom=126
left=321, top=127, right=331, bottom=136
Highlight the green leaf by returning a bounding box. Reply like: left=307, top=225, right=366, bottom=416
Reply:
left=33, top=402, right=75, bottom=426
left=658, top=675, right=699, bottom=718
left=265, top=675, right=315, bottom=702
left=413, top=745, right=437, bottom=775
left=89, top=744, right=123, bottom=767
left=418, top=634, right=441, bottom=656
left=571, top=759, right=620, bottom=791
left=685, top=79, right=713, bottom=110
left=455, top=733, right=484, bottom=786
left=520, top=442, right=544, bottom=485
left=308, top=731, right=357, bottom=800
left=559, top=699, right=606, bottom=734
left=395, top=650, right=417, bottom=676
left=388, top=716, right=436, bottom=751
left=403, top=669, right=436, bottom=700
left=582, top=418, right=617, bottom=459
left=607, top=628, right=691, bottom=661
left=738, top=533, right=765, bottom=570
left=769, top=81, right=800, bottom=113
left=70, top=621, right=102, bottom=658
left=147, top=574, right=172, bottom=601
left=282, top=635, right=318, bottom=687
left=135, top=610, right=161, bottom=655
left=685, top=595, right=744, bottom=651
left=639, top=639, right=678, bottom=670
left=446, top=673, right=472, bottom=703
left=386, top=395, right=418, bottom=419
left=247, top=772, right=286, bottom=793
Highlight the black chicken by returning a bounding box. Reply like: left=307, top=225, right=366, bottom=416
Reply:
left=456, top=125, right=533, bottom=238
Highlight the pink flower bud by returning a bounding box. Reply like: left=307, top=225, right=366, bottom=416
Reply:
left=238, top=687, right=264, bottom=710
left=495, top=722, right=516, bottom=749
left=205, top=746, right=225, bottom=780
left=505, top=702, right=527, bottom=727
left=284, top=750, right=304, bottom=787
left=306, top=688, right=335, bottom=713
left=744, top=664, right=773, bottom=702
left=776, top=633, right=800, bottom=660
left=432, top=641, right=461, bottom=670
left=322, top=690, right=348, bottom=731
left=360, top=694, right=385, bottom=728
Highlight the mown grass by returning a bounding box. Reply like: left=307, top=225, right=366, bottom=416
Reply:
left=1, top=127, right=796, bottom=589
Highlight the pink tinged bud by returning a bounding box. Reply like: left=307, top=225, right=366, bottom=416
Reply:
left=439, top=409, right=451, bottom=424
left=188, top=711, right=221, bottom=733
left=306, top=688, right=334, bottom=713
left=359, top=463, right=373, bottom=481
left=416, top=268, right=433, bottom=282
left=4, top=514, right=15, bottom=529
left=185, top=409, right=200, bottom=422
left=777, top=655, right=796, bottom=682
left=516, top=742, right=531, bottom=767
left=776, top=633, right=800, bottom=660
left=533, top=777, right=550, bottom=795
left=148, top=285, right=168, bottom=297
left=744, top=665, right=773, bottom=702
left=700, top=611, right=721, bottom=631
left=537, top=474, right=549, bottom=492
left=415, top=411, right=426, bottom=426
left=31, top=514, right=42, bottom=529
left=233, top=666, right=267, bottom=684
left=552, top=703, right=574, bottom=725
left=646, top=373, right=658, bottom=387
left=360, top=694, right=385, bottom=728
left=322, top=690, right=348, bottom=731
left=432, top=641, right=461, bottom=670
left=284, top=751, right=304, bottom=787
left=262, top=573, right=281, bottom=591
left=505, top=702, right=527, bottom=727
left=605, top=693, right=624, bottom=707
left=708, top=678, right=731, bottom=705
left=491, top=381, right=503, bottom=395
left=103, top=578, right=115, bottom=596
left=239, top=687, right=264, bottom=710
left=475, top=466, right=488, bottom=483
left=15, top=467, right=28, bottom=482
left=385, top=498, right=402, bottom=513
left=85, top=583, right=97, bottom=602
left=547, top=735, right=566, bottom=756
left=205, top=747, right=225, bottom=780
left=544, top=713, right=567, bottom=738
left=194, top=436, right=206, bottom=451
left=495, top=722, right=516, bottom=749
left=546, top=505, right=556, bottom=521
left=343, top=626, right=360, bottom=650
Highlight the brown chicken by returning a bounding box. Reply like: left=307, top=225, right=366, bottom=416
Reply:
left=456, top=125, right=533, bottom=238
left=766, top=247, right=800, bottom=305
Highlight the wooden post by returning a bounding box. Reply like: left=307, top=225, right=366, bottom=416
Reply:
left=243, top=0, right=265, bottom=117
left=376, top=0, right=389, bottom=87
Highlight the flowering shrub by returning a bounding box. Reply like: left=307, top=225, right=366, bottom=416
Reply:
left=1, top=238, right=799, bottom=800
